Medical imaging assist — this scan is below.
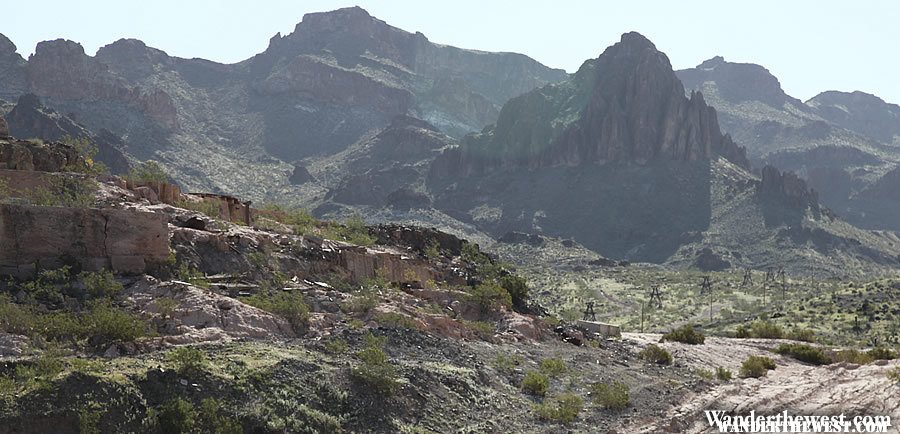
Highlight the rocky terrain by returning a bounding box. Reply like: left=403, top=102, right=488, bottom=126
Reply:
left=677, top=56, right=900, bottom=232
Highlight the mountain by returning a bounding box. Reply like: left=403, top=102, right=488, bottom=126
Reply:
left=807, top=90, right=900, bottom=144
left=3, top=93, right=130, bottom=173
left=677, top=56, right=900, bottom=232
left=413, top=33, right=900, bottom=276
left=436, top=33, right=748, bottom=174
left=0, top=6, right=566, bottom=197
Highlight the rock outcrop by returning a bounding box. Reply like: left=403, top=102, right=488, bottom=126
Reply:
left=437, top=32, right=749, bottom=175
left=0, top=204, right=169, bottom=278
left=0, top=137, right=84, bottom=171
left=758, top=165, right=820, bottom=213
left=5, top=94, right=130, bottom=173
left=0, top=114, right=8, bottom=138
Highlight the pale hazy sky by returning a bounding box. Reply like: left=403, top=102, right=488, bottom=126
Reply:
left=5, top=1, right=899, bottom=103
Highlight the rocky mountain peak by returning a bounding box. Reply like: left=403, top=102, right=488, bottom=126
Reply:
left=0, top=33, right=21, bottom=59
left=445, top=32, right=749, bottom=172
left=96, top=38, right=171, bottom=79
left=807, top=90, right=900, bottom=143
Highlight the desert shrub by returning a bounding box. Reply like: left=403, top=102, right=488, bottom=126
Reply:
left=468, top=283, right=512, bottom=312
left=424, top=241, right=440, bottom=260
left=322, top=214, right=374, bottom=246
left=715, top=367, right=733, bottom=381
left=499, top=274, right=529, bottom=311
left=521, top=370, right=549, bottom=396
left=175, top=262, right=210, bottom=288
left=324, top=338, right=348, bottom=355
left=257, top=204, right=318, bottom=236
left=167, top=347, right=208, bottom=376
left=78, top=408, right=102, bottom=434
left=82, top=302, right=147, bottom=345
left=739, top=355, right=776, bottom=378
left=888, top=367, right=900, bottom=383
left=197, top=398, right=243, bottom=434
left=775, top=343, right=831, bottom=365
left=373, top=312, right=419, bottom=330
left=662, top=324, right=705, bottom=345
left=61, top=135, right=107, bottom=175
left=240, top=291, right=309, bottom=331
left=0, top=178, right=9, bottom=200
left=80, top=269, right=123, bottom=299
left=639, top=344, right=672, bottom=365
left=351, top=333, right=399, bottom=396
left=462, top=320, right=495, bottom=339
left=539, top=358, right=567, bottom=378
left=28, top=176, right=98, bottom=208
left=695, top=368, right=714, bottom=380
left=493, top=354, right=524, bottom=373
left=533, top=393, right=583, bottom=424
left=127, top=160, right=170, bottom=184
left=867, top=347, right=897, bottom=360
left=750, top=321, right=783, bottom=339
left=155, top=297, right=179, bottom=320
left=590, top=381, right=629, bottom=410
left=831, top=349, right=874, bottom=365
left=340, top=289, right=378, bottom=314
left=786, top=327, right=816, bottom=343
left=157, top=398, right=197, bottom=433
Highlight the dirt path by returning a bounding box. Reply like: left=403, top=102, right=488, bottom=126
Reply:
left=621, top=333, right=900, bottom=433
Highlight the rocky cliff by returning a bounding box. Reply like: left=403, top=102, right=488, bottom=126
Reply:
left=439, top=33, right=748, bottom=175
left=5, top=94, right=130, bottom=173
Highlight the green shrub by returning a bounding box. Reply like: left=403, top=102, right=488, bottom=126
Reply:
left=739, top=356, right=776, bottom=378
left=80, top=269, right=123, bottom=299
left=424, top=241, right=440, bottom=260
left=590, top=381, right=629, bottom=410
left=78, top=409, right=102, bottom=434
left=351, top=333, right=399, bottom=396
left=28, top=176, right=98, bottom=208
left=750, top=321, right=783, bottom=339
left=468, top=283, right=512, bottom=312
left=61, top=135, right=108, bottom=175
left=533, top=393, right=583, bottom=424
left=867, top=347, right=897, bottom=360
left=197, top=398, right=243, bottom=434
left=662, top=324, right=705, bottom=345
left=888, top=367, right=900, bottom=383
left=499, top=274, right=529, bottom=311
left=341, top=289, right=378, bottom=314
left=324, top=338, right=348, bottom=355
left=787, top=327, right=816, bottom=343
left=257, top=204, right=318, bottom=236
left=715, top=367, right=732, bottom=381
left=240, top=291, right=309, bottom=331
left=157, top=398, right=197, bottom=433
left=462, top=320, right=495, bottom=340
left=167, top=347, right=208, bottom=376
left=831, top=349, right=874, bottom=365
left=127, top=160, right=170, bottom=184
left=322, top=214, right=375, bottom=246
left=493, top=354, right=524, bottom=373
left=521, top=370, right=549, bottom=396
left=175, top=262, right=210, bottom=288
left=82, top=302, right=147, bottom=345
left=775, top=343, right=831, bottom=365
left=639, top=344, right=672, bottom=365
left=539, top=358, right=567, bottom=378
left=695, top=368, right=714, bottom=380
left=373, top=312, right=419, bottom=330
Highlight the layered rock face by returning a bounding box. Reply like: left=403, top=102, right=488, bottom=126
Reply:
left=440, top=32, right=749, bottom=174
left=0, top=34, right=27, bottom=100
left=5, top=94, right=130, bottom=173
left=758, top=165, right=820, bottom=213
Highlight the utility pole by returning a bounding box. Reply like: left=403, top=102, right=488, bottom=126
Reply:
left=640, top=302, right=645, bottom=333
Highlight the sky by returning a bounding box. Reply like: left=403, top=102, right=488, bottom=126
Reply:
left=4, top=1, right=899, bottom=104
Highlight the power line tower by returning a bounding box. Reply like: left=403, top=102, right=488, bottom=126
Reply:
left=699, top=276, right=712, bottom=295
left=582, top=301, right=596, bottom=322
left=648, top=284, right=663, bottom=309
left=741, top=268, right=753, bottom=287
left=778, top=267, right=787, bottom=301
